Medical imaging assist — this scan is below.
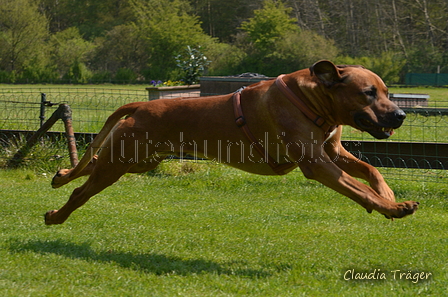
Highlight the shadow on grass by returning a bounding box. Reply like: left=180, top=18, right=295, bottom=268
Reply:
left=8, top=239, right=287, bottom=278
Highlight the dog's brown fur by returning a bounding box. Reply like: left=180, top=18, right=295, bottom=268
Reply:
left=45, top=60, right=418, bottom=225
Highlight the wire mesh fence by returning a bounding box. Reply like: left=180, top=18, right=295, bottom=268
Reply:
left=0, top=87, right=148, bottom=132
left=0, top=85, right=447, bottom=183
left=340, top=109, right=448, bottom=143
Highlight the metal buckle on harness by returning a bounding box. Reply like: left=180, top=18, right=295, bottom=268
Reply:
left=313, top=116, right=325, bottom=128
left=235, top=116, right=246, bottom=127
left=234, top=86, right=247, bottom=94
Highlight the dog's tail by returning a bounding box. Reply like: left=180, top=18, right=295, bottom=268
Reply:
left=68, top=102, right=143, bottom=177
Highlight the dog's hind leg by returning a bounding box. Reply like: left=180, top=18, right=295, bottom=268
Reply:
left=46, top=127, right=163, bottom=225
left=45, top=155, right=132, bottom=225
left=51, top=119, right=126, bottom=189
left=51, top=155, right=99, bottom=188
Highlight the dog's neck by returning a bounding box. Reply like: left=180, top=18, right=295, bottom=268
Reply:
left=276, top=74, right=339, bottom=129
left=298, top=83, right=340, bottom=125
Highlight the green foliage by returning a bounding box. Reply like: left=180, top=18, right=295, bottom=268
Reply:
left=114, top=68, right=138, bottom=83
left=335, top=53, right=406, bottom=84
left=91, top=70, right=113, bottom=83
left=405, top=43, right=447, bottom=73
left=16, top=38, right=58, bottom=83
left=175, top=46, right=211, bottom=84
left=41, top=0, right=135, bottom=39
left=133, top=0, right=216, bottom=80
left=193, top=0, right=254, bottom=43
left=273, top=29, right=339, bottom=73
left=240, top=0, right=296, bottom=51
left=62, top=60, right=93, bottom=83
left=0, top=0, right=49, bottom=72
left=19, top=60, right=59, bottom=84
left=0, top=70, right=12, bottom=83
left=237, top=0, right=338, bottom=76
left=206, top=42, right=246, bottom=76
left=91, top=23, right=149, bottom=78
left=0, top=0, right=446, bottom=83
left=49, top=28, right=96, bottom=79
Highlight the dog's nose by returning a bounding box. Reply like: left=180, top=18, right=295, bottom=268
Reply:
left=394, top=109, right=406, bottom=121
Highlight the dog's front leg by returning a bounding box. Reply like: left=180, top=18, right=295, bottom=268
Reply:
left=298, top=160, right=418, bottom=219
left=325, top=143, right=396, bottom=202
left=323, top=126, right=395, bottom=201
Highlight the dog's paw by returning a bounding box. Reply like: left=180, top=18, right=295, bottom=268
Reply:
left=44, top=210, right=59, bottom=225
left=398, top=201, right=420, bottom=216
left=51, top=169, right=71, bottom=188
left=384, top=201, right=419, bottom=220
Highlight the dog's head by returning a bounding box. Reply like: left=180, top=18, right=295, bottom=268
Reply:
left=310, top=60, right=406, bottom=139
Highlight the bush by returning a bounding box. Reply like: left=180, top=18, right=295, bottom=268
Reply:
left=405, top=43, right=445, bottom=73
left=19, top=62, right=59, bottom=84
left=335, top=52, right=405, bottom=84
left=62, top=60, right=93, bottom=83
left=206, top=42, right=245, bottom=76
left=91, top=71, right=113, bottom=83
left=114, top=68, right=137, bottom=84
left=236, top=0, right=338, bottom=76
left=0, top=70, right=12, bottom=83
left=175, top=46, right=211, bottom=84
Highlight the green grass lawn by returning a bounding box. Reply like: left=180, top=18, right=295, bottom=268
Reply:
left=1, top=162, right=447, bottom=296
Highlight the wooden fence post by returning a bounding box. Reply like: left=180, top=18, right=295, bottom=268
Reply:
left=7, top=104, right=79, bottom=168
left=59, top=104, right=79, bottom=167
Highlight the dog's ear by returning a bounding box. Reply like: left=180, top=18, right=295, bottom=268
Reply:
left=309, top=60, right=342, bottom=87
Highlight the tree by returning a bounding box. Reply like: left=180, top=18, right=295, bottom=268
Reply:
left=205, top=42, right=245, bottom=76
left=39, top=0, right=135, bottom=39
left=90, top=23, right=149, bottom=78
left=0, top=0, right=49, bottom=76
left=0, top=0, right=445, bottom=83
left=131, top=0, right=216, bottom=80
left=335, top=52, right=406, bottom=84
left=238, top=0, right=338, bottom=75
left=190, top=0, right=260, bottom=42
left=240, top=0, right=296, bottom=52
left=49, top=27, right=96, bottom=79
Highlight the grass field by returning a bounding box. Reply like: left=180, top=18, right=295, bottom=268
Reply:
left=1, top=161, right=447, bottom=296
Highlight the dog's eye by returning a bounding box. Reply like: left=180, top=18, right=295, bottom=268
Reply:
left=364, top=89, right=376, bottom=97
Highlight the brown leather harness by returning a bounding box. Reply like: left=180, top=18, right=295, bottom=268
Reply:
left=232, top=74, right=337, bottom=175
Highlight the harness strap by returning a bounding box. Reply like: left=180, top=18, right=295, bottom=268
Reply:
left=232, top=91, right=295, bottom=175
left=275, top=74, right=337, bottom=139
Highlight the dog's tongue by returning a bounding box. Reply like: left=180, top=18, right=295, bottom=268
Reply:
left=382, top=127, right=394, bottom=137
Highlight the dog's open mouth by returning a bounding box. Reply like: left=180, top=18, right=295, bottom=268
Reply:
left=355, top=117, right=395, bottom=139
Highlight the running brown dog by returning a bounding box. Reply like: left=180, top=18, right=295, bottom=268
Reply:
left=45, top=60, right=419, bottom=225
